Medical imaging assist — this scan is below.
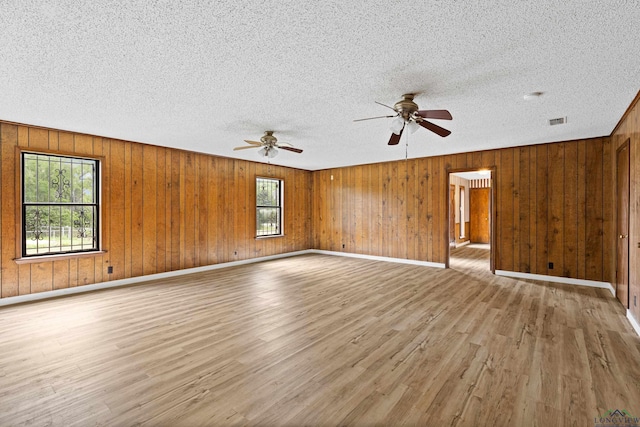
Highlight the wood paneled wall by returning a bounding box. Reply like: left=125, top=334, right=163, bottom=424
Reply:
left=312, top=139, right=613, bottom=282
left=611, top=91, right=640, bottom=323
left=0, top=122, right=312, bottom=298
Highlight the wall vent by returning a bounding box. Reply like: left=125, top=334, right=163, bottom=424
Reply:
left=549, top=117, right=566, bottom=126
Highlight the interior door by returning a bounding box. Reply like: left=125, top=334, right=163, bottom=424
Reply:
left=470, top=188, right=490, bottom=243
left=616, top=141, right=630, bottom=308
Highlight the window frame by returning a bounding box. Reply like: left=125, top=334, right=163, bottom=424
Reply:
left=17, top=148, right=103, bottom=259
left=256, top=176, right=284, bottom=238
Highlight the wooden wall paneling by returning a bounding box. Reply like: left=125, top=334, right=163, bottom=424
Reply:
left=563, top=142, right=578, bottom=278
left=472, top=151, right=483, bottom=170
left=390, top=161, right=399, bottom=258
left=212, top=156, right=223, bottom=262
left=535, top=144, right=549, bottom=274
left=52, top=260, right=69, bottom=290
left=73, top=134, right=94, bottom=156
left=155, top=147, right=167, bottom=273
left=30, top=262, right=52, bottom=293
left=286, top=166, right=295, bottom=253
left=108, top=140, right=125, bottom=280
left=206, top=156, right=219, bottom=263
left=164, top=150, right=173, bottom=271
left=77, top=257, right=95, bottom=286
left=329, top=169, right=342, bottom=251
left=433, top=156, right=444, bottom=264
left=576, top=140, right=587, bottom=279
left=602, top=138, right=614, bottom=284
left=314, top=169, right=325, bottom=250
left=407, top=160, right=418, bottom=260
left=28, top=127, right=49, bottom=150
left=246, top=161, right=257, bottom=256
left=183, top=152, right=196, bottom=269
left=340, top=168, right=349, bottom=252
left=380, top=164, right=390, bottom=257
left=233, top=160, right=245, bottom=260
left=93, top=137, right=105, bottom=283
left=130, top=143, right=144, bottom=277
left=512, top=148, right=521, bottom=271
left=518, top=146, right=532, bottom=273
left=123, top=142, right=133, bottom=278
left=48, top=130, right=59, bottom=151
left=0, top=124, right=18, bottom=297
left=425, top=158, right=434, bottom=261
left=142, top=144, right=157, bottom=275
left=227, top=159, right=237, bottom=260
left=349, top=166, right=357, bottom=253
left=362, top=165, right=371, bottom=255
left=17, top=126, right=31, bottom=294
left=354, top=166, right=363, bottom=253
left=370, top=163, right=381, bottom=257
left=417, top=159, right=428, bottom=261
left=547, top=143, right=564, bottom=277
left=585, top=139, right=604, bottom=281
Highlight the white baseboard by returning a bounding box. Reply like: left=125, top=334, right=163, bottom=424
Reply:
left=0, top=250, right=314, bottom=307
left=455, top=241, right=470, bottom=248
left=628, top=310, right=640, bottom=337
left=494, top=270, right=615, bottom=296
left=310, top=250, right=446, bottom=269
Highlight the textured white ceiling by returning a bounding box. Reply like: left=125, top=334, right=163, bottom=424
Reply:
left=1, top=1, right=639, bottom=170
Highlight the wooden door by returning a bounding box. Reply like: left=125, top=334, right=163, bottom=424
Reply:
left=449, top=185, right=455, bottom=246
left=616, top=141, right=630, bottom=308
left=470, top=188, right=490, bottom=243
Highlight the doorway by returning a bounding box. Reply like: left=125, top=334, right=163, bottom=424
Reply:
left=448, top=170, right=493, bottom=272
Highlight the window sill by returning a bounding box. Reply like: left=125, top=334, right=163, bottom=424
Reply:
left=255, top=234, right=285, bottom=239
left=14, top=250, right=108, bottom=264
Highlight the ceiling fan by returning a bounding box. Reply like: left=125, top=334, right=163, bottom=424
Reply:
left=234, top=131, right=303, bottom=158
left=354, top=94, right=452, bottom=145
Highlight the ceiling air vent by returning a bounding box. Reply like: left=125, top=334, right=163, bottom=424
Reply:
left=549, top=117, right=566, bottom=126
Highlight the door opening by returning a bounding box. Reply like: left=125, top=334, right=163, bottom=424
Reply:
left=448, top=170, right=493, bottom=272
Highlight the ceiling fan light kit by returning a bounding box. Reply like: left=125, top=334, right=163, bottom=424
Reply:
left=356, top=93, right=453, bottom=146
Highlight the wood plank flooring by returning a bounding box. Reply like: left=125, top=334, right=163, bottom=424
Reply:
left=1, top=248, right=639, bottom=426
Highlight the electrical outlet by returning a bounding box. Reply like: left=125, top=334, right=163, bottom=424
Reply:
left=107, top=266, right=113, bottom=274
left=548, top=262, right=554, bottom=269
left=342, top=244, right=345, bottom=249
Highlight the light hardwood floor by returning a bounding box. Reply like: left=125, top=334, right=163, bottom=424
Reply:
left=1, top=248, right=639, bottom=426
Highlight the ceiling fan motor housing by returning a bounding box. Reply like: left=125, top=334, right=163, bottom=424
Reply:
left=393, top=94, right=419, bottom=121
left=261, top=131, right=277, bottom=147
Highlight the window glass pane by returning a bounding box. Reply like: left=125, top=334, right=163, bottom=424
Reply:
left=257, top=207, right=280, bottom=236
left=22, top=152, right=99, bottom=256
left=257, top=178, right=279, bottom=207
left=256, top=177, right=282, bottom=236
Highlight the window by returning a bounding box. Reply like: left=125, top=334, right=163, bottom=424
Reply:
left=21, top=152, right=100, bottom=257
left=256, top=177, right=282, bottom=237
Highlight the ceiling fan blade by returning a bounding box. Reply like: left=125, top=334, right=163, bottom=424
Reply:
left=353, top=114, right=396, bottom=122
left=416, top=109, right=452, bottom=120
left=243, top=139, right=262, bottom=146
left=388, top=126, right=404, bottom=145
left=234, top=146, right=259, bottom=151
left=417, top=119, right=451, bottom=137
left=276, top=141, right=294, bottom=147
left=279, top=146, right=303, bottom=153
left=375, top=101, right=397, bottom=111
